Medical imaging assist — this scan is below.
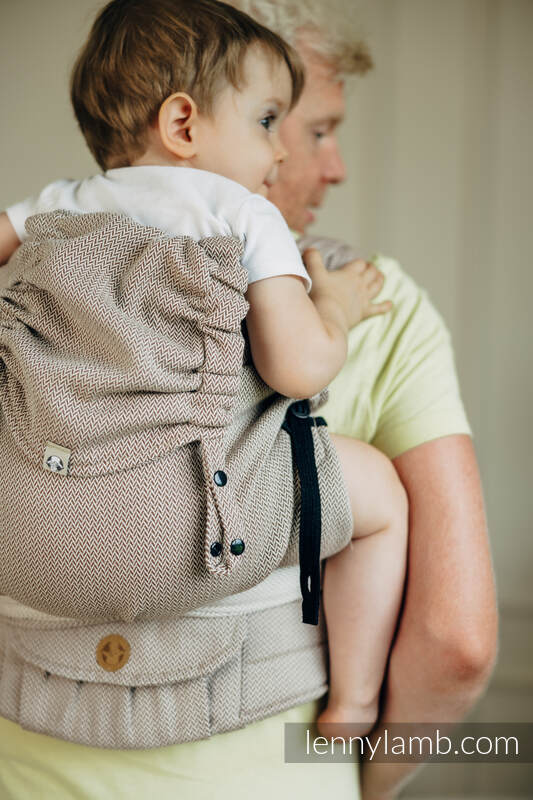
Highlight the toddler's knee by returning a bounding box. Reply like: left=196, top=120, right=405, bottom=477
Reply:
left=391, top=461, right=408, bottom=516
left=372, top=447, right=409, bottom=529
left=331, top=434, right=409, bottom=534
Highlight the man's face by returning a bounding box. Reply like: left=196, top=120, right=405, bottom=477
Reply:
left=267, top=44, right=347, bottom=232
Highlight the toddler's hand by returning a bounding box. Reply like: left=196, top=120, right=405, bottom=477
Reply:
left=304, top=248, right=393, bottom=330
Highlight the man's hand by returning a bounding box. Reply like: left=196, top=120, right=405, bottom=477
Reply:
left=304, top=247, right=393, bottom=330
left=0, top=212, right=21, bottom=266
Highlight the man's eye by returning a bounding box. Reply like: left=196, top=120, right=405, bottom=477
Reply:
left=260, top=114, right=276, bottom=130
left=313, top=130, right=327, bottom=141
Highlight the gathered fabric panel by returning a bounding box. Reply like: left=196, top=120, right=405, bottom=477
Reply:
left=0, top=211, right=248, bottom=475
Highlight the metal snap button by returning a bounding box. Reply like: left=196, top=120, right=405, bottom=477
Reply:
left=230, top=538, right=245, bottom=556
left=96, top=634, right=131, bottom=672
left=213, top=470, right=227, bottom=486
left=290, top=400, right=310, bottom=418
left=210, top=541, right=222, bottom=557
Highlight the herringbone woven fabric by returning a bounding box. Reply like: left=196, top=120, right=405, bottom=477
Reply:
left=0, top=597, right=328, bottom=749
left=0, top=212, right=353, bottom=623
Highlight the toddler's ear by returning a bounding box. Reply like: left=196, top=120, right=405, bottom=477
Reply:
left=158, top=93, right=199, bottom=159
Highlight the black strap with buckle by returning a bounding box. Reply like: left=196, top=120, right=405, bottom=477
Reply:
left=281, top=399, right=327, bottom=625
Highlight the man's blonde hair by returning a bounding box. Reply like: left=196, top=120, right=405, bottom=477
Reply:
left=226, top=0, right=373, bottom=76
left=70, top=0, right=305, bottom=171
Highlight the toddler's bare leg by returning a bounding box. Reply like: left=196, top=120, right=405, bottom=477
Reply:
left=316, top=434, right=408, bottom=738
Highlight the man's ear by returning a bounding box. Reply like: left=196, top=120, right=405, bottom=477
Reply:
left=158, top=93, right=199, bottom=159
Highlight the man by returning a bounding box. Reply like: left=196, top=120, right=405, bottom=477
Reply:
left=229, top=2, right=499, bottom=798
left=0, top=2, right=497, bottom=799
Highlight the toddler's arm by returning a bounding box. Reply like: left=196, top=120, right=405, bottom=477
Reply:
left=244, top=248, right=391, bottom=400
left=0, top=213, right=21, bottom=266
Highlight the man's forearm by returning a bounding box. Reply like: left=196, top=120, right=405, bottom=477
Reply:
left=360, top=435, right=498, bottom=800
left=360, top=602, right=496, bottom=800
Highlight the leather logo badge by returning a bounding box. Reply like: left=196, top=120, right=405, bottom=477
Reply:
left=96, top=634, right=131, bottom=672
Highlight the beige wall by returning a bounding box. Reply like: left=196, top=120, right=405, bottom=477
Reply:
left=1, top=2, right=532, bottom=790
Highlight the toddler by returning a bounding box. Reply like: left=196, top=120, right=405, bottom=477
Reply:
left=0, top=0, right=407, bottom=738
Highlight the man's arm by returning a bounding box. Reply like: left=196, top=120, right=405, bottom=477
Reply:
left=360, top=434, right=499, bottom=800
left=0, top=212, right=21, bottom=266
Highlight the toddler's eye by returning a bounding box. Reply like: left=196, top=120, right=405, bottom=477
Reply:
left=260, top=113, right=276, bottom=131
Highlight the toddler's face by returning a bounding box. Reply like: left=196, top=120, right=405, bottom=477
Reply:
left=192, top=46, right=291, bottom=195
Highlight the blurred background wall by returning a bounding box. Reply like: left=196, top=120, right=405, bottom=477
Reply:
left=0, top=1, right=531, bottom=796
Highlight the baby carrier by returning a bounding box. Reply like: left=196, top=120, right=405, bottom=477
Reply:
left=0, top=212, right=354, bottom=748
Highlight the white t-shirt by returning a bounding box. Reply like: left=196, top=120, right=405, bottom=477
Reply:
left=6, top=165, right=312, bottom=292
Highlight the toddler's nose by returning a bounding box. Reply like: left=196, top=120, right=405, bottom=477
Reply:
left=273, top=134, right=288, bottom=163
left=276, top=144, right=288, bottom=163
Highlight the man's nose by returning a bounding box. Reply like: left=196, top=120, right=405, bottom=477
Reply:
left=322, top=141, right=346, bottom=184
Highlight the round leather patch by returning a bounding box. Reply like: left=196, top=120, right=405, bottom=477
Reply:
left=96, top=634, right=131, bottom=672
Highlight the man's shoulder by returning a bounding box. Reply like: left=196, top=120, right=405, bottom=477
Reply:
left=309, top=238, right=468, bottom=453
left=372, top=253, right=452, bottom=347
left=371, top=253, right=431, bottom=317
left=296, top=234, right=437, bottom=322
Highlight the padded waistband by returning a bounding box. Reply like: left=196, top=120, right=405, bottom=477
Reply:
left=0, top=599, right=328, bottom=749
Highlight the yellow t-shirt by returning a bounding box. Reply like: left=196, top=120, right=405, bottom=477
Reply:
left=0, top=254, right=470, bottom=799
left=319, top=253, right=471, bottom=458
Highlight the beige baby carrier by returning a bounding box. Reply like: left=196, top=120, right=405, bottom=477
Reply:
left=0, top=212, right=354, bottom=747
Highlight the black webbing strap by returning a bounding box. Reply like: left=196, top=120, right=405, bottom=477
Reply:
left=281, top=399, right=327, bottom=625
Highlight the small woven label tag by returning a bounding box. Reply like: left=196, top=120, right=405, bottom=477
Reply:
left=43, top=442, right=71, bottom=476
